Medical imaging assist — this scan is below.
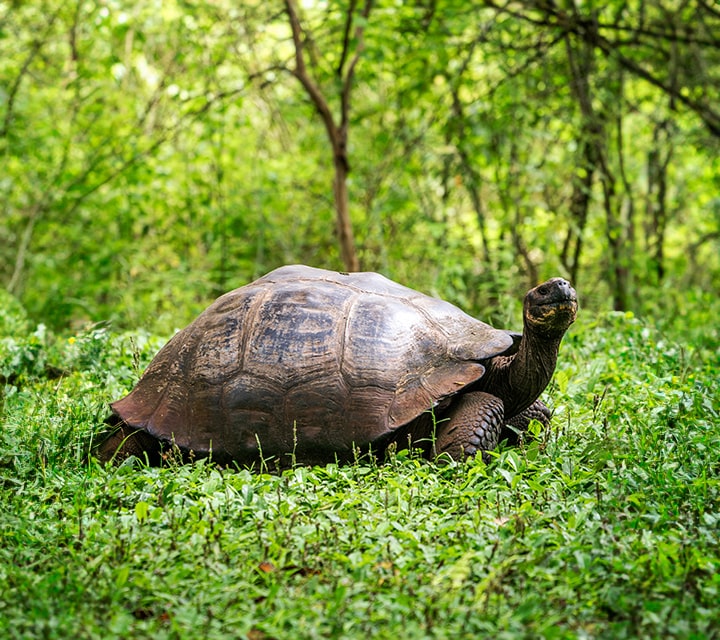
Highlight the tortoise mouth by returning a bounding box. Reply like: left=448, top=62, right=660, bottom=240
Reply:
left=531, top=298, right=577, bottom=313
left=537, top=299, right=577, bottom=314
left=532, top=298, right=577, bottom=318
left=526, top=278, right=578, bottom=330
left=528, top=298, right=578, bottom=330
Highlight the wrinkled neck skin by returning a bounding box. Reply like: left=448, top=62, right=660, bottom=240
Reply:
left=478, top=326, right=563, bottom=419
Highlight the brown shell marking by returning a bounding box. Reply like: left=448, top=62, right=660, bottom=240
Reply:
left=110, top=265, right=514, bottom=463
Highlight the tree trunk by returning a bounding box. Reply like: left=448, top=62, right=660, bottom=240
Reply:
left=561, top=137, right=594, bottom=285
left=285, top=0, right=367, bottom=272
left=646, top=119, right=673, bottom=283
left=564, top=33, right=630, bottom=309
left=333, top=151, right=359, bottom=271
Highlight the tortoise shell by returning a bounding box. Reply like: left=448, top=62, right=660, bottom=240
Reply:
left=110, top=265, right=516, bottom=465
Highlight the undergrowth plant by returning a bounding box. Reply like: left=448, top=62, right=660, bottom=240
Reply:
left=0, top=294, right=718, bottom=639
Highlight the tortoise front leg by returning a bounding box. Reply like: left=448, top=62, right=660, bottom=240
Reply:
left=433, top=392, right=505, bottom=462
left=500, top=399, right=552, bottom=446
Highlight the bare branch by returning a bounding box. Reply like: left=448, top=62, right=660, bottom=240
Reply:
left=337, top=0, right=359, bottom=77
left=284, top=0, right=338, bottom=147
left=340, top=0, right=373, bottom=136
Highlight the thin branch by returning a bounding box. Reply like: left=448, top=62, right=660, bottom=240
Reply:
left=482, top=0, right=720, bottom=137
left=60, top=87, right=247, bottom=219
left=284, top=0, right=338, bottom=150
left=598, top=39, right=720, bottom=136
left=7, top=207, right=39, bottom=295
left=340, top=0, right=373, bottom=136
left=698, top=0, right=720, bottom=20
left=689, top=230, right=720, bottom=252
left=1, top=8, right=62, bottom=137
left=337, top=0, right=359, bottom=76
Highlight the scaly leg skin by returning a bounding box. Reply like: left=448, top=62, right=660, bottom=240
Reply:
left=500, top=399, right=552, bottom=446
left=433, top=392, right=505, bottom=462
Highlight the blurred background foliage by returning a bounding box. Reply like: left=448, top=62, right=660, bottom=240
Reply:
left=1, top=0, right=719, bottom=333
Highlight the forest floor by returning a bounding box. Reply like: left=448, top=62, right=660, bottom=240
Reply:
left=1, top=296, right=719, bottom=639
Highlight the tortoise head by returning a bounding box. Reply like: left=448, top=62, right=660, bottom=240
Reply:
left=523, top=278, right=578, bottom=338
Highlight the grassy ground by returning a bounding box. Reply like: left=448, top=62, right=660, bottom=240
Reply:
left=1, top=292, right=719, bottom=639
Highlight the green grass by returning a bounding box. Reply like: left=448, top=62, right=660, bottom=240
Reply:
left=1, top=298, right=719, bottom=639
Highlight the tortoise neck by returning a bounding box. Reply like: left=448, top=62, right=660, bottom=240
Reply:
left=482, top=328, right=562, bottom=418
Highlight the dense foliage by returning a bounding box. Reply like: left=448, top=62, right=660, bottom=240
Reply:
left=2, top=0, right=719, bottom=332
left=1, top=284, right=719, bottom=638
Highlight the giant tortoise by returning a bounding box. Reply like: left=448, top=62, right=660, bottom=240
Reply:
left=95, top=265, right=577, bottom=467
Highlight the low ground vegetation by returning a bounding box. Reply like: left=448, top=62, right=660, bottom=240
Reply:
left=1, top=291, right=718, bottom=639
